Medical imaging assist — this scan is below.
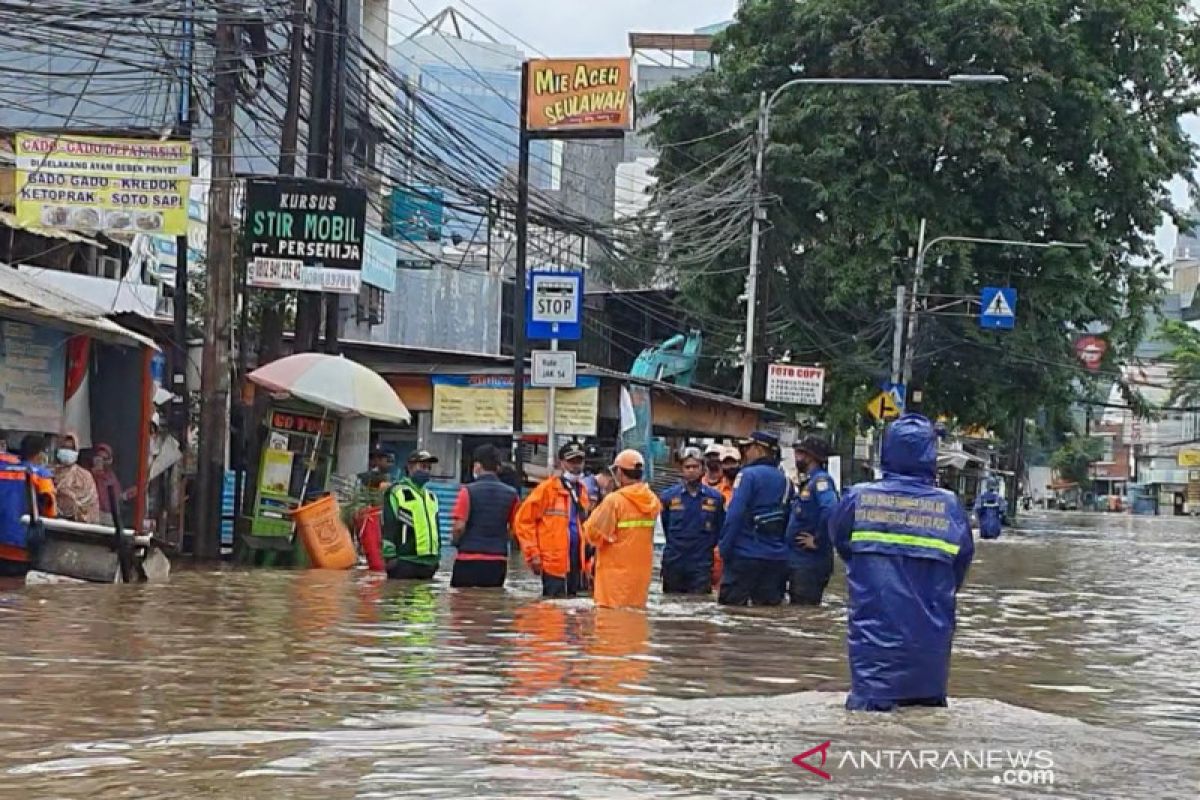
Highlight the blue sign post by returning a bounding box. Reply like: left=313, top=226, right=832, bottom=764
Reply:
left=883, top=381, right=907, bottom=413
left=525, top=270, right=583, bottom=341
left=980, top=287, right=1017, bottom=330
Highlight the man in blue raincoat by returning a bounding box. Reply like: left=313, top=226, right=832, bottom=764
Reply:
left=973, top=477, right=1005, bottom=540
left=829, top=414, right=975, bottom=711
left=718, top=431, right=793, bottom=606
left=786, top=435, right=840, bottom=605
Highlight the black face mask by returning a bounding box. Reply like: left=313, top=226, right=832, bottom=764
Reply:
left=722, top=467, right=739, bottom=480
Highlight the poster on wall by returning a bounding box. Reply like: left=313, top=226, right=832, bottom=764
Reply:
left=431, top=375, right=599, bottom=436
left=244, top=177, right=367, bottom=294
left=0, top=321, right=67, bottom=434
left=765, top=364, right=825, bottom=405
left=14, top=133, right=192, bottom=236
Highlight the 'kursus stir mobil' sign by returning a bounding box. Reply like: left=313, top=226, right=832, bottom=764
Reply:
left=244, top=177, right=367, bottom=294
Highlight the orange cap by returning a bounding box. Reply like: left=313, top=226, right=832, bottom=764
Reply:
left=612, top=449, right=645, bottom=471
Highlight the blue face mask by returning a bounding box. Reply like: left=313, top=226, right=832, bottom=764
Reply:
left=56, top=448, right=79, bottom=466
left=409, top=469, right=431, bottom=486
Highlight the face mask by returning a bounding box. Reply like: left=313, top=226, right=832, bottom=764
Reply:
left=723, top=467, right=739, bottom=480
left=409, top=469, right=431, bottom=486
left=562, top=471, right=581, bottom=484
left=57, top=448, right=79, bottom=466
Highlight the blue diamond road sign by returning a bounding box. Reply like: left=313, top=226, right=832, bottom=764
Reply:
left=980, top=287, right=1017, bottom=330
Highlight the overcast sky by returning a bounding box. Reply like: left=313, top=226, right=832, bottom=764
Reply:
left=396, top=0, right=738, bottom=56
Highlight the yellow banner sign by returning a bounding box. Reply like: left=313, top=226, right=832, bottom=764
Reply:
left=525, top=58, right=632, bottom=132
left=1178, top=449, right=1200, bottom=467
left=432, top=380, right=598, bottom=436
left=14, top=133, right=192, bottom=236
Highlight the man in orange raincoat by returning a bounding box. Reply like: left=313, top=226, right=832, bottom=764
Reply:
left=514, top=442, right=592, bottom=597
left=583, top=449, right=662, bottom=609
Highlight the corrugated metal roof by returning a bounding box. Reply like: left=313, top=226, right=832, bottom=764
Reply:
left=628, top=32, right=715, bottom=52
left=0, top=264, right=156, bottom=349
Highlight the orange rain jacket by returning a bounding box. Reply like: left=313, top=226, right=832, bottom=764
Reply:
left=514, top=476, right=591, bottom=580
left=583, top=482, right=662, bottom=609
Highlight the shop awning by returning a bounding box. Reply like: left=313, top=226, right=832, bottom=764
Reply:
left=0, top=263, right=157, bottom=349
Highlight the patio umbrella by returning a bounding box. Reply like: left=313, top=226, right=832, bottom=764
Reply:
left=248, top=353, right=411, bottom=424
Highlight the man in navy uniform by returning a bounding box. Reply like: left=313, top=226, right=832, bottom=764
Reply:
left=717, top=431, right=792, bottom=606
left=659, top=447, right=725, bottom=594
left=786, top=435, right=840, bottom=605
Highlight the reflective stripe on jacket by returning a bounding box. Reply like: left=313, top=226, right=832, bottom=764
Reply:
left=583, top=482, right=661, bottom=608
left=514, top=476, right=591, bottom=579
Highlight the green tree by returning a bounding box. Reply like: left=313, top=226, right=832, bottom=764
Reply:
left=645, top=0, right=1198, bottom=439
left=1158, top=318, right=1200, bottom=405
left=1050, top=436, right=1104, bottom=488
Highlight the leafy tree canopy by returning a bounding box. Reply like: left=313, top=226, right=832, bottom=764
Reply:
left=645, top=0, right=1199, bottom=438
left=1050, top=435, right=1105, bottom=487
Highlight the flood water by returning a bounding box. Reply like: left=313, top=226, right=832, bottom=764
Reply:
left=0, top=511, right=1197, bottom=798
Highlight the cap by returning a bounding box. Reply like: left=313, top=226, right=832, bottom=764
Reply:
left=612, top=449, right=645, bottom=471
left=559, top=442, right=587, bottom=461
left=738, top=430, right=780, bottom=449
left=407, top=449, right=439, bottom=464
left=704, top=443, right=725, bottom=457
left=796, top=434, right=831, bottom=463
left=721, top=447, right=742, bottom=463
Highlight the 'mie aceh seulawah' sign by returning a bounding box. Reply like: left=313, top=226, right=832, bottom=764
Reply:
left=244, top=177, right=367, bottom=295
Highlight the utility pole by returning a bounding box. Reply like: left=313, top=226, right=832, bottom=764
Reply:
left=742, top=90, right=767, bottom=403
left=511, top=61, right=531, bottom=480
left=324, top=0, right=351, bottom=354
left=889, top=284, right=906, bottom=385
left=296, top=0, right=336, bottom=351
left=901, top=218, right=928, bottom=391
left=195, top=12, right=238, bottom=560
left=172, top=2, right=195, bottom=449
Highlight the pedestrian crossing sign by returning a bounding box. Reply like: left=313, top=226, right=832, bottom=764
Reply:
left=980, top=287, right=1017, bottom=330
left=867, top=390, right=901, bottom=422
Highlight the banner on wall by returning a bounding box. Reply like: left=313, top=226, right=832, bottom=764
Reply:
left=0, top=321, right=67, bottom=434
left=431, top=375, right=599, bottom=436
left=14, top=133, right=192, bottom=236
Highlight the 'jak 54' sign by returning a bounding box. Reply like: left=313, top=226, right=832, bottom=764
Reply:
left=244, top=177, right=367, bottom=294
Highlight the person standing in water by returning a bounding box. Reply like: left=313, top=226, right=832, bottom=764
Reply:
left=974, top=477, right=1005, bottom=540
left=450, top=444, right=520, bottom=588
left=514, top=442, right=592, bottom=598
left=786, top=435, right=839, bottom=606
left=583, top=450, right=662, bottom=609
left=829, top=414, right=975, bottom=712
left=659, top=448, right=724, bottom=595
left=381, top=450, right=442, bottom=580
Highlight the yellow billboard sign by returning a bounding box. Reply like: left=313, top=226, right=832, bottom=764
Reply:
left=431, top=376, right=599, bottom=436
left=525, top=58, right=632, bottom=132
left=14, top=133, right=192, bottom=236
left=1177, top=449, right=1200, bottom=467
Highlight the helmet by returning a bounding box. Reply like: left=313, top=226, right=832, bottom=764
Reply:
left=796, top=435, right=831, bottom=464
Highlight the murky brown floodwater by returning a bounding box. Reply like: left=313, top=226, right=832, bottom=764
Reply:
left=0, top=511, right=1197, bottom=798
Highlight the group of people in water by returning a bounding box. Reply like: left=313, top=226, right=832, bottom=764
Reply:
left=362, top=412, right=1005, bottom=711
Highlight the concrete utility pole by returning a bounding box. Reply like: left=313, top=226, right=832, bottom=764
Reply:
left=195, top=13, right=238, bottom=559
left=742, top=74, right=1006, bottom=402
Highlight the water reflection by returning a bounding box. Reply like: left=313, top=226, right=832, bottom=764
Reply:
left=0, top=511, right=1197, bottom=798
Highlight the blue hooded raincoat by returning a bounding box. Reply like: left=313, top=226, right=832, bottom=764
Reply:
left=974, top=490, right=1005, bottom=540
left=829, top=414, right=974, bottom=711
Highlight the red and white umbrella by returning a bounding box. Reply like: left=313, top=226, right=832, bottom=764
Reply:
left=248, top=353, right=411, bottom=423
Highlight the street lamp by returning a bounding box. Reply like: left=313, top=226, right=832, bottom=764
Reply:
left=742, top=74, right=1008, bottom=402
left=895, top=224, right=1089, bottom=386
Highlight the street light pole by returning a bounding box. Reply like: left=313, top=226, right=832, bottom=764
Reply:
left=899, top=233, right=1089, bottom=389
left=741, top=74, right=1006, bottom=402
